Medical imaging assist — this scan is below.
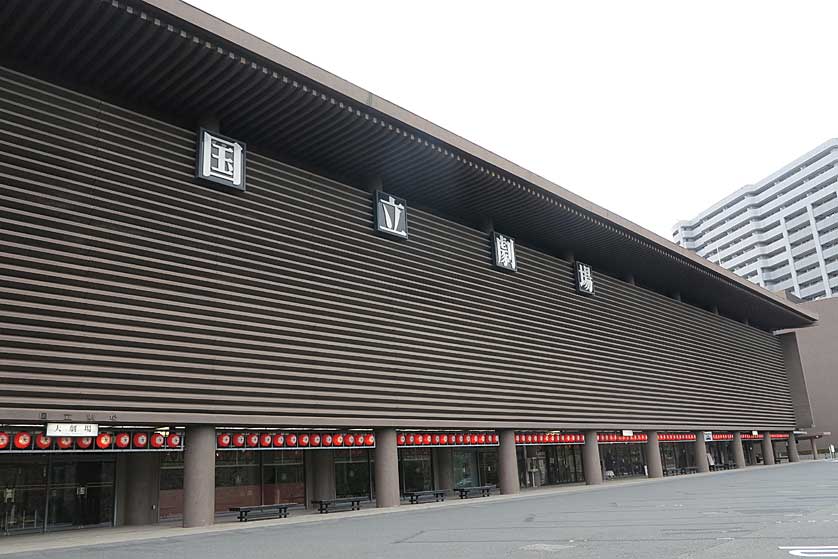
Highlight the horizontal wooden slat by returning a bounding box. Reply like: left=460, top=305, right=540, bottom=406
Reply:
left=0, top=64, right=797, bottom=430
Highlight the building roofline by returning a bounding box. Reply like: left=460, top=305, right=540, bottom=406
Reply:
left=131, top=0, right=816, bottom=324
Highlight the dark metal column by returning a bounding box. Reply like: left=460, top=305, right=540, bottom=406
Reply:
left=762, top=432, right=775, bottom=465
left=788, top=433, right=800, bottom=463
left=644, top=431, right=663, bottom=478
left=810, top=438, right=819, bottom=460
left=126, top=453, right=161, bottom=526
left=183, top=425, right=216, bottom=527
left=694, top=431, right=710, bottom=473
left=498, top=429, right=519, bottom=495
left=373, top=428, right=399, bottom=508
left=582, top=430, right=603, bottom=485
left=732, top=432, right=747, bottom=469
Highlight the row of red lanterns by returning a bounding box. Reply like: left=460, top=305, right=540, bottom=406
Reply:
left=711, top=433, right=734, bottom=441
left=398, top=433, right=498, bottom=446
left=659, top=433, right=697, bottom=442
left=0, top=431, right=182, bottom=452
left=515, top=433, right=585, bottom=444
left=216, top=432, right=375, bottom=449
left=740, top=433, right=789, bottom=440
left=597, top=433, right=649, bottom=443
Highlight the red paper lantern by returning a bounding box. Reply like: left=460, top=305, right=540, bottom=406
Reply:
left=217, top=433, right=231, bottom=448
left=355, top=434, right=364, bottom=446
left=479, top=434, right=487, bottom=444
left=57, top=436, right=73, bottom=449
left=332, top=434, right=342, bottom=446
left=344, top=435, right=354, bottom=446
left=134, top=432, right=149, bottom=447
left=247, top=433, right=259, bottom=447
left=150, top=433, right=165, bottom=448
left=288, top=434, right=298, bottom=447
left=312, top=434, right=322, bottom=447
left=115, top=433, right=131, bottom=449
left=397, top=434, right=406, bottom=445
left=407, top=434, right=416, bottom=445
left=13, top=432, right=31, bottom=449
left=423, top=434, right=432, bottom=445
left=0, top=432, right=9, bottom=449
left=515, top=434, right=521, bottom=443
left=232, top=433, right=246, bottom=447
left=365, top=434, right=375, bottom=446
left=77, top=436, right=93, bottom=449
left=440, top=434, right=448, bottom=445
left=166, top=433, right=182, bottom=448
left=274, top=434, right=286, bottom=447
left=35, top=434, right=51, bottom=450
left=300, top=434, right=311, bottom=447
left=260, top=433, right=273, bottom=447
left=456, top=434, right=464, bottom=444
left=448, top=433, right=457, bottom=444
left=432, top=434, right=441, bottom=445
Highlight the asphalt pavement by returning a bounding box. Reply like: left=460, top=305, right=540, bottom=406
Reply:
left=6, top=460, right=838, bottom=559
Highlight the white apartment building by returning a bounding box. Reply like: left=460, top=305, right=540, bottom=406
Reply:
left=674, top=139, right=838, bottom=301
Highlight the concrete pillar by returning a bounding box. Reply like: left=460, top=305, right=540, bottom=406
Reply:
left=732, top=432, right=747, bottom=469
left=311, top=450, right=336, bottom=501
left=761, top=432, right=775, bottom=465
left=644, top=431, right=663, bottom=478
left=125, top=453, right=161, bottom=526
left=582, top=430, right=603, bottom=485
left=694, top=431, right=710, bottom=473
left=497, top=429, right=519, bottom=495
left=373, top=428, right=400, bottom=508
left=788, top=433, right=800, bottom=463
left=183, top=425, right=216, bottom=528
left=810, top=438, right=819, bottom=460
left=433, top=447, right=454, bottom=492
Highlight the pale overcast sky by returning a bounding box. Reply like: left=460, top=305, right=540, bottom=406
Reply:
left=186, top=0, right=838, bottom=239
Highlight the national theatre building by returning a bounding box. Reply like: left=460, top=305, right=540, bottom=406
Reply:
left=0, top=0, right=819, bottom=535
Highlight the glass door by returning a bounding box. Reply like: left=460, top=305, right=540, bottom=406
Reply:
left=47, top=458, right=115, bottom=531
left=0, top=457, right=48, bottom=535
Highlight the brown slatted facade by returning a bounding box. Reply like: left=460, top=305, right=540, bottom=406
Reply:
left=0, top=66, right=795, bottom=430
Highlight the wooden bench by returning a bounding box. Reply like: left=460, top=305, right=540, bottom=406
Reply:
left=312, top=496, right=367, bottom=514
left=456, top=485, right=496, bottom=499
left=404, top=490, right=446, bottom=504
left=229, top=503, right=295, bottom=522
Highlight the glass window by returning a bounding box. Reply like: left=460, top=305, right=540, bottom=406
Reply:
left=334, top=449, right=371, bottom=499
left=398, top=449, right=433, bottom=494
left=601, top=443, right=647, bottom=478
left=262, top=451, right=305, bottom=505
left=215, top=451, right=260, bottom=512
left=453, top=449, right=479, bottom=488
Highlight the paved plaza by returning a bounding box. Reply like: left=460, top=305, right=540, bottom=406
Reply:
left=4, top=461, right=838, bottom=559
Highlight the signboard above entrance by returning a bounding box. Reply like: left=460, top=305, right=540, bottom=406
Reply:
left=46, top=423, right=98, bottom=437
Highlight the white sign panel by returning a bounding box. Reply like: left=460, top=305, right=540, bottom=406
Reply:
left=196, top=129, right=246, bottom=191
left=46, top=423, right=98, bottom=437
left=622, top=430, right=634, bottom=437
left=575, top=261, right=595, bottom=296
left=374, top=191, right=408, bottom=239
left=492, top=232, right=517, bottom=272
left=703, top=431, right=713, bottom=442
